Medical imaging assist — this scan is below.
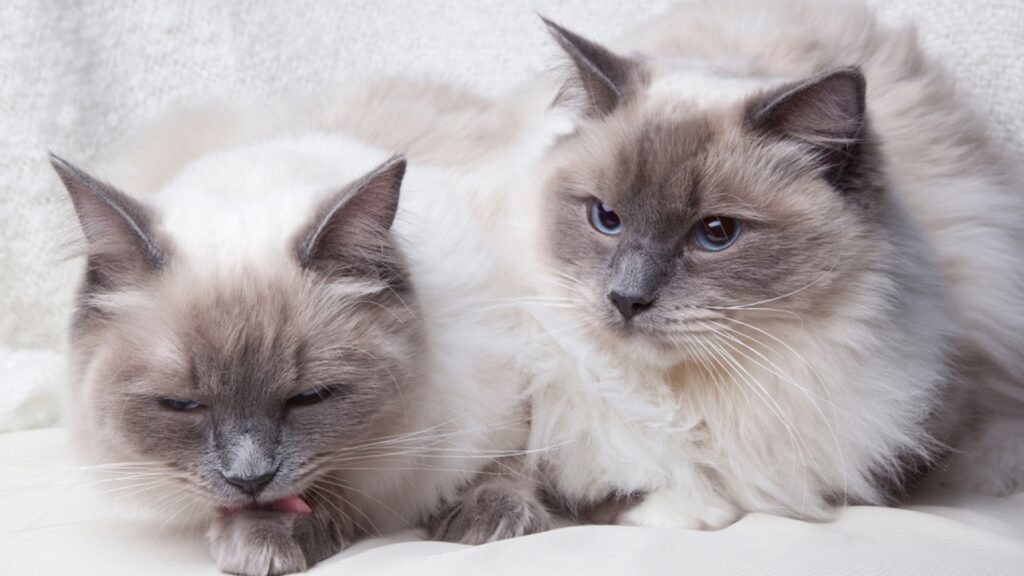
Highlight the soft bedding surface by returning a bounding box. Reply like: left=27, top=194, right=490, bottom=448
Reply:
left=1, top=1, right=1022, bottom=574
left=1, top=429, right=1023, bottom=575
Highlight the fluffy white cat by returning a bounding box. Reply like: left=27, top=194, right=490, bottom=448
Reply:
left=467, top=0, right=1024, bottom=529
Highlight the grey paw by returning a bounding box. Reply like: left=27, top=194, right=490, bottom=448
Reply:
left=431, top=484, right=551, bottom=545
left=208, top=511, right=308, bottom=576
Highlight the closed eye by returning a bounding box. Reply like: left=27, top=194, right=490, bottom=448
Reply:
left=287, top=386, right=338, bottom=407
left=158, top=398, right=205, bottom=412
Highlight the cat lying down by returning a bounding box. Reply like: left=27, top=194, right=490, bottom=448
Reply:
left=51, top=134, right=549, bottom=575
left=511, top=0, right=1024, bottom=528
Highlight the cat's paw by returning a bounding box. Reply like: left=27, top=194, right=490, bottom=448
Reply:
left=938, top=415, right=1024, bottom=496
left=431, top=483, right=552, bottom=544
left=619, top=490, right=741, bottom=530
left=208, top=511, right=307, bottom=576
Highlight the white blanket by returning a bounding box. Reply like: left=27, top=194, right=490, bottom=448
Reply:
left=1, top=429, right=1022, bottom=575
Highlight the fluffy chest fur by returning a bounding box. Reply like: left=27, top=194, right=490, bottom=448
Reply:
left=499, top=4, right=1004, bottom=524
left=524, top=264, right=956, bottom=519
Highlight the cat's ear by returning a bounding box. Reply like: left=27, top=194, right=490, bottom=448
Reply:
left=746, top=67, right=867, bottom=184
left=50, top=153, right=165, bottom=289
left=541, top=17, right=644, bottom=118
left=297, top=155, right=407, bottom=284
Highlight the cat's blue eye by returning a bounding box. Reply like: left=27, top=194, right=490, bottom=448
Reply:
left=287, top=386, right=336, bottom=407
left=159, top=398, right=203, bottom=412
left=589, top=200, right=622, bottom=235
left=691, top=216, right=742, bottom=251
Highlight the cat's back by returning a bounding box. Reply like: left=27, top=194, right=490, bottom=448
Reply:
left=151, top=134, right=393, bottom=269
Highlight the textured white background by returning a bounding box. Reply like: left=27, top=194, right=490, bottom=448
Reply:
left=0, top=1, right=1021, bottom=423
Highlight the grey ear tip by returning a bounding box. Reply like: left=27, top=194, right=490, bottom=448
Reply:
left=48, top=151, right=69, bottom=170
left=385, top=154, right=408, bottom=175
left=833, top=66, right=867, bottom=89
left=538, top=14, right=568, bottom=40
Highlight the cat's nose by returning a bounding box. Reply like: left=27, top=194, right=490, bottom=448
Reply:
left=608, top=290, right=654, bottom=320
left=223, top=468, right=277, bottom=495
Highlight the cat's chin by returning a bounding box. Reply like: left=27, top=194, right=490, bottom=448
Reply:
left=592, top=323, right=690, bottom=371
left=219, top=495, right=313, bottom=516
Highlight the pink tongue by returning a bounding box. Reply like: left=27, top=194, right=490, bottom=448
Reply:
left=267, top=495, right=312, bottom=515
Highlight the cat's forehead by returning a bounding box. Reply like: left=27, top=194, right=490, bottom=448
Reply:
left=581, top=107, right=720, bottom=213
left=118, top=273, right=304, bottom=392
left=145, top=270, right=410, bottom=392
left=578, top=102, right=803, bottom=219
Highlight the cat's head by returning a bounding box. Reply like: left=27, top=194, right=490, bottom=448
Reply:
left=52, top=151, right=420, bottom=511
left=539, top=20, right=889, bottom=367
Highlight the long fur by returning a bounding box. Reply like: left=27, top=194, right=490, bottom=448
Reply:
left=65, top=128, right=531, bottom=549
left=476, top=0, right=1024, bottom=528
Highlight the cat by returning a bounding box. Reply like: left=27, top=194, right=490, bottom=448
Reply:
left=52, top=120, right=549, bottom=574
left=473, top=0, right=1024, bottom=530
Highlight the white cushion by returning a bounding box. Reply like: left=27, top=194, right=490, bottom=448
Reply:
left=2, top=428, right=1022, bottom=575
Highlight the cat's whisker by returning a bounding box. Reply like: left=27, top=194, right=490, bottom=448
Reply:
left=307, top=483, right=364, bottom=532
left=0, top=470, right=175, bottom=494
left=538, top=316, right=601, bottom=338
left=713, top=319, right=850, bottom=503
left=315, top=417, right=479, bottom=459
left=510, top=257, right=587, bottom=288
left=324, top=447, right=562, bottom=464
left=716, top=313, right=843, bottom=416
left=322, top=439, right=573, bottom=466
left=707, top=326, right=836, bottom=482
left=312, top=476, right=414, bottom=529
left=456, top=300, right=580, bottom=317
left=710, top=323, right=839, bottom=411
left=676, top=335, right=753, bottom=439
left=711, top=251, right=843, bottom=310
left=328, top=464, right=510, bottom=476
left=55, top=472, right=176, bottom=492
left=480, top=295, right=581, bottom=304
left=697, top=333, right=813, bottom=498
left=703, top=305, right=805, bottom=325
left=314, top=343, right=412, bottom=427
left=150, top=489, right=204, bottom=550
left=350, top=412, right=536, bottom=450
left=78, top=478, right=173, bottom=502
left=335, top=490, right=382, bottom=538
left=346, top=298, right=409, bottom=323
left=11, top=459, right=170, bottom=472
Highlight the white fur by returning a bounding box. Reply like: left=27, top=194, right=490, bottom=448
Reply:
left=82, top=129, right=530, bottom=533
left=483, top=0, right=1024, bottom=526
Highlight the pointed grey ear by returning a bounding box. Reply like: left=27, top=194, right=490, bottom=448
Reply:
left=298, top=155, right=407, bottom=285
left=541, top=17, right=644, bottom=118
left=747, top=67, right=867, bottom=184
left=50, top=153, right=165, bottom=290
